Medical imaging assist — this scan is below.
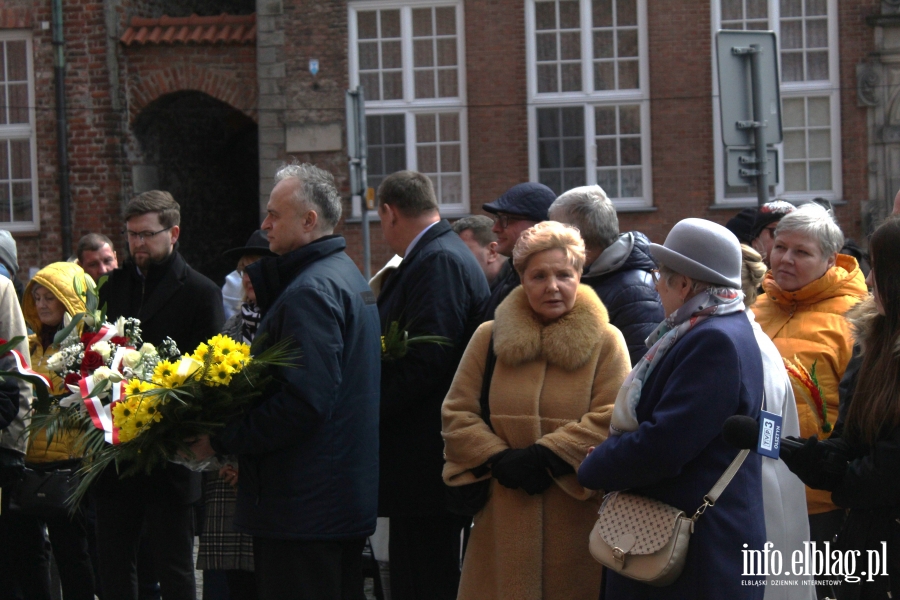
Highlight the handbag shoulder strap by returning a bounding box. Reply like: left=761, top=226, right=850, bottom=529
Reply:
left=691, top=449, right=749, bottom=521
left=480, top=335, right=497, bottom=432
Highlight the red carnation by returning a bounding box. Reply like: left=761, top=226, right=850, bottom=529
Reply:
left=64, top=372, right=81, bottom=387
left=80, top=351, right=104, bottom=376
left=110, top=336, right=128, bottom=346
left=0, top=339, right=7, bottom=345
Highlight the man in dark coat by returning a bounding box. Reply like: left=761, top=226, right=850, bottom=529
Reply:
left=480, top=182, right=556, bottom=321
left=97, top=190, right=224, bottom=600
left=376, top=171, right=489, bottom=600
left=549, top=186, right=664, bottom=366
left=191, top=163, right=382, bottom=599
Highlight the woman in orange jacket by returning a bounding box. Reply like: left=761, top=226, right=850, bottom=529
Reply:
left=753, top=203, right=868, bottom=599
left=22, top=261, right=95, bottom=600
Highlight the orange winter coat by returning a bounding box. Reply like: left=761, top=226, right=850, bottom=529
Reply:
left=753, top=254, right=868, bottom=514
left=23, top=262, right=89, bottom=464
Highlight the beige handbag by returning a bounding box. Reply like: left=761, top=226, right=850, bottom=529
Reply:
left=588, top=449, right=749, bottom=586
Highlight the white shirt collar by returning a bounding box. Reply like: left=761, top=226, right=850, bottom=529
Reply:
left=404, top=220, right=440, bottom=258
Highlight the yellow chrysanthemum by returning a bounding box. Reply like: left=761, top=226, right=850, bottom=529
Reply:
left=236, top=343, right=251, bottom=359
left=152, top=360, right=177, bottom=386
left=224, top=352, right=244, bottom=373
left=208, top=363, right=234, bottom=386
left=125, top=378, right=144, bottom=396
left=192, top=343, right=210, bottom=362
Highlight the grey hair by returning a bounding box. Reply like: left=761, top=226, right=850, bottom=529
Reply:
left=774, top=203, right=843, bottom=257
left=274, top=162, right=342, bottom=230
left=548, top=185, right=619, bottom=251
left=452, top=215, right=496, bottom=247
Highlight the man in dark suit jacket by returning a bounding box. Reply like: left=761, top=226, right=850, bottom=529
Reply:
left=97, top=190, right=224, bottom=600
left=376, top=171, right=489, bottom=600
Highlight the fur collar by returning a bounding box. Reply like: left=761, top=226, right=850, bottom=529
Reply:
left=846, top=295, right=900, bottom=356
left=492, top=284, right=611, bottom=371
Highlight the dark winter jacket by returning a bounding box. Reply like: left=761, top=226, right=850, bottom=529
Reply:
left=99, top=249, right=224, bottom=504
left=378, top=219, right=489, bottom=516
left=578, top=312, right=766, bottom=600
left=221, top=235, right=382, bottom=540
left=819, top=299, right=900, bottom=600
left=102, top=250, right=225, bottom=354
left=481, top=258, right=519, bottom=322
left=581, top=231, right=664, bottom=367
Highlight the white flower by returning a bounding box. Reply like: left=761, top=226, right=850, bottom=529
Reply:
left=122, top=350, right=142, bottom=369
left=140, top=343, right=156, bottom=355
left=45, top=352, right=67, bottom=372
left=82, top=313, right=95, bottom=327
left=114, top=316, right=127, bottom=337
left=91, top=341, right=111, bottom=362
left=91, top=366, right=123, bottom=384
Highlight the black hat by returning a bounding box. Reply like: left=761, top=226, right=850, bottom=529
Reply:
left=725, top=207, right=758, bottom=245
left=223, top=230, right=276, bottom=261
left=482, top=182, right=556, bottom=223
left=750, top=200, right=796, bottom=240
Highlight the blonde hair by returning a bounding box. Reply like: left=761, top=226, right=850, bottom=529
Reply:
left=512, top=221, right=586, bottom=275
left=740, top=244, right=766, bottom=306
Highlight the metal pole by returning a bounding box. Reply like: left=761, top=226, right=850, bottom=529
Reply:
left=749, top=44, right=768, bottom=207
left=356, top=86, right=370, bottom=280
left=52, top=0, right=72, bottom=259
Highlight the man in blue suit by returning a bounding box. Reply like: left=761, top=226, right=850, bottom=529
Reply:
left=376, top=171, right=489, bottom=600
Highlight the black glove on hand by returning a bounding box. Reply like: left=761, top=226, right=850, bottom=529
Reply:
left=491, top=445, right=554, bottom=495
left=781, top=436, right=849, bottom=491
left=533, top=444, right=575, bottom=477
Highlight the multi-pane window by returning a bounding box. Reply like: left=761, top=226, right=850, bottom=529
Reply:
left=712, top=0, right=840, bottom=203
left=0, top=33, right=36, bottom=228
left=350, top=2, right=467, bottom=211
left=528, top=0, right=651, bottom=208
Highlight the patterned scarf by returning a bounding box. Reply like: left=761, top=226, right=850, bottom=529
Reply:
left=609, top=287, right=746, bottom=435
left=240, top=302, right=261, bottom=345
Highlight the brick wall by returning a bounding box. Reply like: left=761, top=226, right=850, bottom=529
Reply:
left=0, top=0, right=129, bottom=276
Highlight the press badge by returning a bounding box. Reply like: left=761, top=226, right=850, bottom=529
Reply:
left=756, top=410, right=783, bottom=459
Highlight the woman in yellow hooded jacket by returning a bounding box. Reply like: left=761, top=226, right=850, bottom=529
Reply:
left=22, top=261, right=95, bottom=600
left=752, top=204, right=867, bottom=600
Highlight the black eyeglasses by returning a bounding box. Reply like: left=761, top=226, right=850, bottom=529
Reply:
left=124, top=226, right=173, bottom=242
left=492, top=213, right=527, bottom=229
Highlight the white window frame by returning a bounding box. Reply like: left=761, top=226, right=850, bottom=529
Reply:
left=710, top=0, right=842, bottom=207
left=348, top=0, right=469, bottom=217
left=0, top=31, right=38, bottom=231
left=525, top=0, right=652, bottom=210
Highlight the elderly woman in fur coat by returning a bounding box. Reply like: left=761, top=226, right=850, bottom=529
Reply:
left=442, top=221, right=631, bottom=600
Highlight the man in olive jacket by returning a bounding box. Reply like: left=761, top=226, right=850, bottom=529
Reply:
left=97, top=191, right=223, bottom=600
left=192, top=163, right=382, bottom=599
left=376, top=171, right=489, bottom=600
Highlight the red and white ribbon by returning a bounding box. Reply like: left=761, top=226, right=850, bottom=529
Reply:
left=85, top=325, right=117, bottom=350
left=8, top=348, right=51, bottom=390
left=79, top=375, right=123, bottom=445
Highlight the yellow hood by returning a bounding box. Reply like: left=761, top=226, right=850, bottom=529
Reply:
left=23, top=262, right=89, bottom=336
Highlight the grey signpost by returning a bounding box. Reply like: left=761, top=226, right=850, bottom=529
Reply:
left=346, top=86, right=371, bottom=279
left=716, top=30, right=782, bottom=207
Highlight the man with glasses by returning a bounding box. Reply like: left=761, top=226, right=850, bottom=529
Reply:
left=480, top=182, right=556, bottom=320
left=96, top=190, right=224, bottom=600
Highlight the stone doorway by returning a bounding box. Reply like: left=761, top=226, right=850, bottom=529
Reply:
left=132, top=90, right=259, bottom=285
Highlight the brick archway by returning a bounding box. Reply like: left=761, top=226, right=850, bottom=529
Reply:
left=127, top=62, right=257, bottom=123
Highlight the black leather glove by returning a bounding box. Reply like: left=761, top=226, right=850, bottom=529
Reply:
left=781, top=436, right=849, bottom=491
left=491, top=445, right=554, bottom=495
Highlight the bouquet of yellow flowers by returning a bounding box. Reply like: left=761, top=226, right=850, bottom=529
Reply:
left=31, top=333, right=295, bottom=507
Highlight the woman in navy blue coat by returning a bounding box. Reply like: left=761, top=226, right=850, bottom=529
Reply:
left=578, top=218, right=766, bottom=600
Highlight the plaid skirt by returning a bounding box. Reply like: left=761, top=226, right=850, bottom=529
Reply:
left=196, top=470, right=255, bottom=572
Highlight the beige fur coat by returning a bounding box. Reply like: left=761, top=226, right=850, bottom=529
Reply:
left=442, top=284, right=631, bottom=600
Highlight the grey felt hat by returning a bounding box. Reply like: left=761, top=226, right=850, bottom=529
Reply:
left=650, top=218, right=742, bottom=289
